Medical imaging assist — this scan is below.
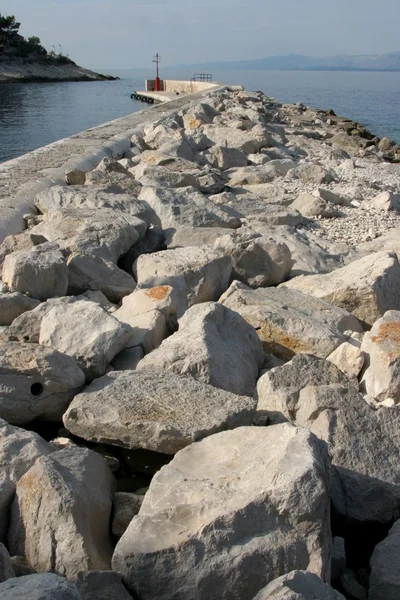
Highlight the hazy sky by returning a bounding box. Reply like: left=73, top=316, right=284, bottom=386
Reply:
left=3, top=0, right=400, bottom=70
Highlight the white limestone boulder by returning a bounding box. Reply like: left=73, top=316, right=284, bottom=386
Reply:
left=113, top=285, right=180, bottom=329
left=282, top=251, right=400, bottom=326
left=137, top=302, right=264, bottom=397
left=138, top=186, right=241, bottom=230
left=133, top=246, right=232, bottom=316
left=360, top=310, right=400, bottom=402
left=226, top=164, right=279, bottom=186
left=63, top=370, right=256, bottom=454
left=30, top=208, right=144, bottom=264
left=112, top=424, right=331, bottom=600
left=369, top=190, right=400, bottom=213
left=292, top=163, right=336, bottom=184
left=67, top=254, right=136, bottom=303
left=0, top=342, right=85, bottom=425
left=252, top=571, right=345, bottom=600
left=0, top=573, right=80, bottom=600
left=2, top=243, right=68, bottom=301
left=214, top=232, right=293, bottom=287
left=369, top=519, right=400, bottom=600
left=120, top=309, right=168, bottom=354
left=201, top=145, right=248, bottom=170
left=291, top=192, right=341, bottom=218
left=0, top=293, right=39, bottom=326
left=327, top=339, right=365, bottom=378
left=8, top=447, right=116, bottom=580
left=133, top=163, right=199, bottom=188
left=202, top=123, right=273, bottom=154
left=39, top=300, right=133, bottom=380
left=220, top=281, right=362, bottom=360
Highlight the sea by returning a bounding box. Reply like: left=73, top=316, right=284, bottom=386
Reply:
left=1, top=67, right=400, bottom=164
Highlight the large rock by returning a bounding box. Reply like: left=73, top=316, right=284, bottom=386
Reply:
left=226, top=164, right=278, bottom=186
left=113, top=285, right=180, bottom=329
left=134, top=245, right=232, bottom=313
left=369, top=190, right=400, bottom=213
left=138, top=186, right=241, bottom=230
left=67, top=254, right=136, bottom=303
left=112, top=424, right=331, bottom=600
left=258, top=358, right=400, bottom=522
left=291, top=192, right=341, bottom=218
left=201, top=145, right=248, bottom=170
left=9, top=447, right=116, bottom=580
left=0, top=543, right=14, bottom=582
left=39, top=300, right=133, bottom=380
left=112, top=493, right=143, bottom=537
left=0, top=292, right=39, bottom=326
left=134, top=162, right=199, bottom=188
left=360, top=311, right=400, bottom=402
left=253, top=571, right=345, bottom=600
left=30, top=208, right=144, bottom=264
left=214, top=232, right=293, bottom=287
left=63, top=370, right=256, bottom=454
left=201, top=123, right=273, bottom=154
left=117, top=309, right=167, bottom=354
left=0, top=573, right=79, bottom=600
left=220, top=281, right=362, bottom=360
left=0, top=342, right=85, bottom=425
left=75, top=570, right=133, bottom=600
left=137, top=302, right=264, bottom=397
left=369, top=519, right=400, bottom=600
left=282, top=252, right=400, bottom=326
left=2, top=243, right=68, bottom=301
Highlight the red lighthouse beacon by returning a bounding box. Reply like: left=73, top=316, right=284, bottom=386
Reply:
left=153, top=53, right=161, bottom=92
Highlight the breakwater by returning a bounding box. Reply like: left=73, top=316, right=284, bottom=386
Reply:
left=1, top=84, right=400, bottom=600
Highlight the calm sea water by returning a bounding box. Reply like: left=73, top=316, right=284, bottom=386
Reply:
left=1, top=68, right=400, bottom=164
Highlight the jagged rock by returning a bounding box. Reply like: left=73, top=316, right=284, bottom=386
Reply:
left=112, top=424, right=331, bottom=600
left=282, top=251, right=400, bottom=326
left=0, top=232, right=48, bottom=271
left=138, top=186, right=240, bottom=230
left=65, top=168, right=86, bottom=185
left=111, top=346, right=144, bottom=371
left=113, top=286, right=180, bottom=329
left=30, top=208, right=144, bottom=264
left=134, top=163, right=199, bottom=188
left=63, top=370, right=256, bottom=454
left=252, top=571, right=345, bottom=600
left=39, top=300, right=133, bottom=380
left=316, top=187, right=351, bottom=207
left=201, top=123, right=273, bottom=154
left=120, top=309, right=167, bottom=354
left=369, top=519, right=400, bottom=600
left=9, top=555, right=36, bottom=577
left=201, top=145, right=248, bottom=170
left=0, top=342, right=85, bottom=425
left=0, top=293, right=40, bottom=326
left=292, top=163, right=336, bottom=184
left=2, top=243, right=68, bottom=301
left=369, top=190, right=400, bottom=212
left=291, top=192, right=341, bottom=218
left=226, top=165, right=278, bottom=186
left=196, top=168, right=227, bottom=194
left=137, top=302, right=264, bottom=397
left=166, top=226, right=229, bottom=248
left=0, top=573, right=79, bottom=599
left=256, top=354, right=352, bottom=424
left=112, top=493, right=143, bottom=537
left=133, top=246, right=232, bottom=315
left=258, top=360, right=400, bottom=522
left=268, top=158, right=298, bottom=175
left=327, top=339, right=365, bottom=378
left=84, top=171, right=143, bottom=197
left=220, top=281, right=361, bottom=360
left=360, top=310, right=400, bottom=402
left=35, top=185, right=149, bottom=220
left=67, top=254, right=136, bottom=303
left=75, top=570, right=133, bottom=600
left=0, top=543, right=14, bottom=582
left=214, top=232, right=293, bottom=287
left=331, top=537, right=346, bottom=581
left=9, top=447, right=116, bottom=580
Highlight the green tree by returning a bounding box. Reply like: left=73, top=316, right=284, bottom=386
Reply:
left=0, top=13, right=20, bottom=52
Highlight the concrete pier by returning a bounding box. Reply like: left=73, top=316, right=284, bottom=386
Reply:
left=133, top=79, right=221, bottom=104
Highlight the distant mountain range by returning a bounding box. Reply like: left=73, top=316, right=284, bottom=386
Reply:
left=182, top=52, right=400, bottom=71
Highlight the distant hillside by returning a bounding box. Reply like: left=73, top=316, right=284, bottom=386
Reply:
left=183, top=52, right=400, bottom=71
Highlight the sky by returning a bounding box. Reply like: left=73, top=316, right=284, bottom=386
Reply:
left=2, top=0, right=400, bottom=71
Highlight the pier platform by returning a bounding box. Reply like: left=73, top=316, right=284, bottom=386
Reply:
left=131, top=91, right=185, bottom=104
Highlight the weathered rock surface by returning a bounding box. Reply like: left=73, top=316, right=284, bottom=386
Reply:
left=113, top=286, right=179, bottom=329
left=0, top=573, right=80, bottom=599
left=0, top=292, right=40, bottom=326
left=283, top=252, right=400, bottom=325
left=39, top=300, right=133, bottom=380
left=220, top=281, right=361, bottom=359
left=9, top=447, right=116, bottom=580
left=76, top=570, right=133, bottom=600
left=0, top=543, right=14, bottom=582
left=369, top=519, right=400, bottom=600
left=2, top=243, right=68, bottom=300
left=360, top=310, right=400, bottom=402
left=327, top=339, right=365, bottom=378
left=252, top=570, right=345, bottom=600
left=120, top=309, right=167, bottom=354
left=133, top=246, right=232, bottom=314
left=63, top=370, right=256, bottom=454
left=137, top=302, right=264, bottom=397
left=291, top=192, right=341, bottom=218
left=112, top=493, right=143, bottom=537
left=138, top=186, right=241, bottom=230
left=201, top=123, right=273, bottom=154
left=67, top=254, right=136, bottom=303
left=112, top=424, right=331, bottom=600
left=0, top=342, right=85, bottom=425
left=369, top=190, right=400, bottom=212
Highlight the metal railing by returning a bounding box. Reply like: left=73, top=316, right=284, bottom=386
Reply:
left=191, top=73, right=213, bottom=82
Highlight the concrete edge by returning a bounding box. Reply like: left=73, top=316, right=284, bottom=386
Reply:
left=0, top=84, right=243, bottom=243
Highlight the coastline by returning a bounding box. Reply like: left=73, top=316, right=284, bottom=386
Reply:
left=0, top=59, right=117, bottom=83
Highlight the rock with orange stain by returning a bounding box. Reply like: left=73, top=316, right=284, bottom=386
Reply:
left=114, top=285, right=179, bottom=329
left=360, top=310, right=400, bottom=402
